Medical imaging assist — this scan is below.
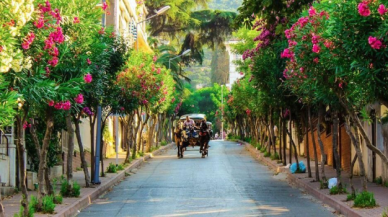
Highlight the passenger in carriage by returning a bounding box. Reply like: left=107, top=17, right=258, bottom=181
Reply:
left=184, top=116, right=196, bottom=137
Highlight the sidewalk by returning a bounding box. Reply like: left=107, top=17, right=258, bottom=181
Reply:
left=1, top=143, right=174, bottom=217
left=238, top=140, right=388, bottom=217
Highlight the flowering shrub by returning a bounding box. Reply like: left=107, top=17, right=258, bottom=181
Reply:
left=0, top=0, right=34, bottom=73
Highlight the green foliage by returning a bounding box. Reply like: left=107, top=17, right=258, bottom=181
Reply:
left=346, top=193, right=357, bottom=202
left=319, top=180, right=328, bottom=189
left=60, top=179, right=80, bottom=197
left=329, top=185, right=348, bottom=195
left=41, top=195, right=56, bottom=214
left=139, top=152, right=144, bottom=157
left=107, top=163, right=117, bottom=173
left=117, top=164, right=125, bottom=171
left=354, top=191, right=377, bottom=208
left=375, top=176, right=383, bottom=185
left=264, top=151, right=270, bottom=157
left=382, top=207, right=388, bottom=217
left=54, top=194, right=63, bottom=204
left=270, top=153, right=280, bottom=160
left=161, top=141, right=168, bottom=146
left=243, top=137, right=252, bottom=143
left=260, top=146, right=266, bottom=153
left=385, top=181, right=388, bottom=188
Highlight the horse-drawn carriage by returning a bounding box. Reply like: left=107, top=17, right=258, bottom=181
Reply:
left=174, top=114, right=211, bottom=158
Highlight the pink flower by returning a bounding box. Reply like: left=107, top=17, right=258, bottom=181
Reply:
left=120, top=107, right=124, bottom=111
left=54, top=102, right=63, bottom=110
left=48, top=100, right=54, bottom=106
left=49, top=27, right=64, bottom=43
left=73, top=17, right=80, bottom=24
left=45, top=67, right=51, bottom=76
left=50, top=8, right=62, bottom=24
left=22, top=42, right=30, bottom=50
left=87, top=58, right=91, bottom=65
left=308, top=6, right=317, bottom=17
left=297, top=17, right=309, bottom=28
left=246, top=109, right=251, bottom=115
left=312, top=35, right=320, bottom=44
left=157, top=68, right=161, bottom=74
left=312, top=44, right=321, bottom=53
left=358, top=2, right=371, bottom=17
left=300, top=67, right=304, bottom=72
left=34, top=17, right=45, bottom=28
left=368, top=36, right=383, bottom=49
left=324, top=40, right=333, bottom=49
left=23, top=122, right=29, bottom=129
left=98, top=28, right=105, bottom=35
left=74, top=94, right=84, bottom=104
left=48, top=56, right=59, bottom=67
left=84, top=74, right=92, bottom=83
left=44, top=38, right=54, bottom=50
left=102, top=2, right=108, bottom=11
left=142, top=99, right=148, bottom=104
left=281, top=48, right=294, bottom=58
left=50, top=47, right=59, bottom=56
left=62, top=100, right=71, bottom=110
left=153, top=56, right=157, bottom=62
left=339, top=82, right=343, bottom=89
left=378, top=4, right=388, bottom=15
left=313, top=58, right=319, bottom=64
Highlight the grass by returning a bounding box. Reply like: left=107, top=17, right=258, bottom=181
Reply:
left=41, top=195, right=55, bottom=214
left=107, top=162, right=117, bottom=173
left=76, top=167, right=82, bottom=171
left=263, top=151, right=270, bottom=157
left=270, top=153, right=280, bottom=160
left=346, top=193, right=357, bottom=201
left=353, top=191, right=377, bottom=208
left=161, top=141, right=168, bottom=146
left=319, top=179, right=328, bottom=189
left=329, top=185, right=348, bottom=195
left=382, top=207, right=388, bottom=217
left=375, top=176, right=383, bottom=185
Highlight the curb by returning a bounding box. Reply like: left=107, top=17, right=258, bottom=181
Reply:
left=237, top=140, right=361, bottom=217
left=54, top=143, right=174, bottom=217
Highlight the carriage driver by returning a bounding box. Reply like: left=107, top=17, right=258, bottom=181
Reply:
left=184, top=116, right=196, bottom=137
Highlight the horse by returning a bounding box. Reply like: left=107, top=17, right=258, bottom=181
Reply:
left=174, top=122, right=189, bottom=158
left=199, top=123, right=210, bottom=158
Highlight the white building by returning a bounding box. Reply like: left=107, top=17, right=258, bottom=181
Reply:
left=225, top=40, right=243, bottom=86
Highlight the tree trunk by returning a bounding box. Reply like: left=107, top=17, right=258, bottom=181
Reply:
left=286, top=127, right=299, bottom=170
left=282, top=117, right=287, bottom=165
left=132, top=111, right=141, bottom=159
left=279, top=114, right=283, bottom=161
left=16, top=115, right=29, bottom=216
left=332, top=110, right=342, bottom=186
left=308, top=106, right=320, bottom=181
left=37, top=108, right=54, bottom=206
left=344, top=120, right=367, bottom=191
left=305, top=118, right=312, bottom=178
left=74, top=115, right=91, bottom=187
left=44, top=167, right=53, bottom=196
left=66, top=114, right=75, bottom=188
left=269, top=109, right=276, bottom=155
left=124, top=116, right=133, bottom=164
left=340, top=100, right=388, bottom=175
left=289, top=117, right=292, bottom=165
left=349, top=153, right=358, bottom=197
left=317, top=106, right=327, bottom=181
left=89, top=114, right=96, bottom=182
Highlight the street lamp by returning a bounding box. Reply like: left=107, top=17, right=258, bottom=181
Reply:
left=136, top=6, right=170, bottom=50
left=169, top=49, right=191, bottom=70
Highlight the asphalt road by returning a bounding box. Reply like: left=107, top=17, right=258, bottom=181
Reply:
left=78, top=140, right=335, bottom=217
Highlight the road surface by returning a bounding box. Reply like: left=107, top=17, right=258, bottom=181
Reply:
left=78, top=140, right=335, bottom=217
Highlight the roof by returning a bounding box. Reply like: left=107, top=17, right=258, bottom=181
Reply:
left=179, top=114, right=206, bottom=120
